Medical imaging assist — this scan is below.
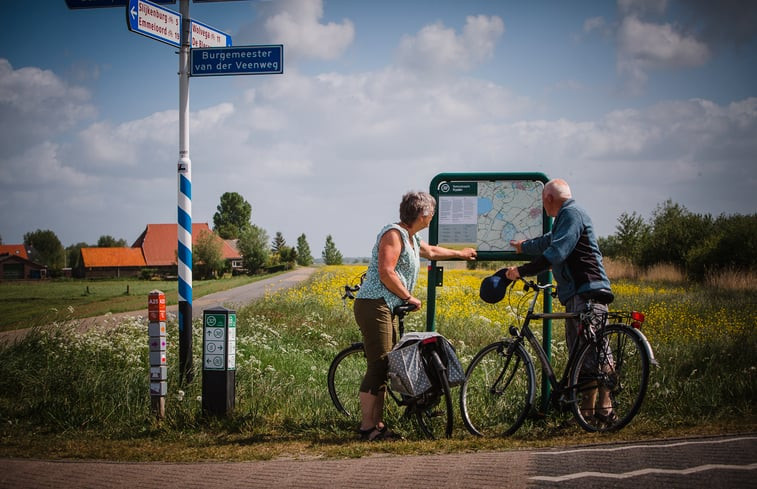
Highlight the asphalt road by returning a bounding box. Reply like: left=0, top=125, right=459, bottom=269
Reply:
left=1, top=434, right=754, bottom=488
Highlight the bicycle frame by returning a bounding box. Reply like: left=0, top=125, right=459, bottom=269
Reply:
left=509, top=289, right=584, bottom=400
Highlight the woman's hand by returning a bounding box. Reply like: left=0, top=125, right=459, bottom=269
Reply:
left=405, top=295, right=422, bottom=311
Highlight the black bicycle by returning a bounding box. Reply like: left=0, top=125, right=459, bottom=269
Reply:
left=460, top=278, right=656, bottom=436
left=327, top=276, right=454, bottom=439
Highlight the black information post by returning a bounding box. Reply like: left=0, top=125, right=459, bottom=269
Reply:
left=202, top=307, right=236, bottom=416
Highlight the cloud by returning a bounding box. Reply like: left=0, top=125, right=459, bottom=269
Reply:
left=617, top=15, right=710, bottom=93
left=0, top=59, right=96, bottom=158
left=236, top=0, right=354, bottom=62
left=396, top=15, right=504, bottom=75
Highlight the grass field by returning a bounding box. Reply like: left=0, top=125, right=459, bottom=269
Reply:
left=0, top=274, right=262, bottom=332
left=0, top=265, right=754, bottom=461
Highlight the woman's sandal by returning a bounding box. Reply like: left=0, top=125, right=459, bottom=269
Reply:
left=358, top=424, right=401, bottom=442
left=595, top=411, right=618, bottom=425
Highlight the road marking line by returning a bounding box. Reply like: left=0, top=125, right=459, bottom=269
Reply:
left=535, top=436, right=757, bottom=455
left=531, top=462, right=757, bottom=482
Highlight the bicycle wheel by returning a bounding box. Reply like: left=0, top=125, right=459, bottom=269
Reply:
left=460, top=340, right=535, bottom=437
left=414, top=350, right=454, bottom=439
left=570, top=324, right=650, bottom=432
left=327, top=343, right=365, bottom=420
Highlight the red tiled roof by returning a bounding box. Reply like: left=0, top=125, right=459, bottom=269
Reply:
left=132, top=223, right=240, bottom=267
left=81, top=247, right=146, bottom=268
left=0, top=244, right=29, bottom=259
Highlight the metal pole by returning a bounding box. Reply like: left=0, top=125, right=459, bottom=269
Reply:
left=177, top=0, right=193, bottom=385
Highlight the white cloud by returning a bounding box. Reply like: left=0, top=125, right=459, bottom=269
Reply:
left=237, top=0, right=354, bottom=62
left=0, top=59, right=96, bottom=157
left=396, top=15, right=504, bottom=75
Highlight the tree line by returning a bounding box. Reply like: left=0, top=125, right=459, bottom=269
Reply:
left=598, top=200, right=756, bottom=280
left=2, top=192, right=345, bottom=278
left=6, top=196, right=752, bottom=281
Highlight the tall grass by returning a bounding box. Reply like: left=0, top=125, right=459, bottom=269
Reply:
left=0, top=265, right=754, bottom=450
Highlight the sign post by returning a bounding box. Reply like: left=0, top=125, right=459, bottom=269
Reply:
left=202, top=307, right=236, bottom=416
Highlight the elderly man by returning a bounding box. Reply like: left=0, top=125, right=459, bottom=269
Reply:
left=505, top=178, right=615, bottom=423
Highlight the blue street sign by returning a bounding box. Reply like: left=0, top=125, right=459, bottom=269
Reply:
left=126, top=0, right=181, bottom=47
left=190, top=45, right=284, bottom=76
left=66, top=0, right=174, bottom=8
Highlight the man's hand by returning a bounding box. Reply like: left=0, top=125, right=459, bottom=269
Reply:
left=505, top=266, right=520, bottom=281
left=510, top=240, right=524, bottom=253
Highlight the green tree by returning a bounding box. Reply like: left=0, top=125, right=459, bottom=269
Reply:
left=237, top=225, right=269, bottom=274
left=66, top=242, right=89, bottom=269
left=193, top=230, right=226, bottom=279
left=600, top=211, right=649, bottom=264
left=213, top=192, right=252, bottom=239
left=271, top=232, right=286, bottom=253
left=686, top=213, right=757, bottom=279
left=296, top=233, right=314, bottom=266
left=277, top=245, right=298, bottom=269
left=322, top=235, right=343, bottom=265
left=97, top=235, right=127, bottom=247
left=23, top=229, right=65, bottom=271
left=639, top=200, right=713, bottom=272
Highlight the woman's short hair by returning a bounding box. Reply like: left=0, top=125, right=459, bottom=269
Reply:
left=399, top=191, right=436, bottom=225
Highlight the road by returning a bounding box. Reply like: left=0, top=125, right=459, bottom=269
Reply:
left=0, top=434, right=754, bottom=488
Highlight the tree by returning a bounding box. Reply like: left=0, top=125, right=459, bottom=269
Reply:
left=271, top=232, right=286, bottom=253
left=638, top=200, right=713, bottom=271
left=213, top=192, right=252, bottom=239
left=23, top=229, right=65, bottom=271
left=600, top=211, right=649, bottom=264
left=193, top=230, right=226, bottom=279
left=237, top=224, right=269, bottom=274
left=322, top=235, right=343, bottom=265
left=66, top=242, right=89, bottom=270
left=97, top=235, right=127, bottom=247
left=277, top=245, right=298, bottom=269
left=686, top=213, right=757, bottom=279
left=296, top=233, right=314, bottom=266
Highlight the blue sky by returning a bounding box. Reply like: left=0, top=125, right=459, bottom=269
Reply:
left=1, top=0, right=755, bottom=258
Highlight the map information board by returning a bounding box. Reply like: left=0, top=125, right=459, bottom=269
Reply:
left=436, top=180, right=544, bottom=251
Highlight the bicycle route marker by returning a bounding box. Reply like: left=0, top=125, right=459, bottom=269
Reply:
left=190, top=45, right=284, bottom=76
left=126, top=0, right=181, bottom=47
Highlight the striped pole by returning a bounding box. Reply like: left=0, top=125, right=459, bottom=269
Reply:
left=177, top=0, right=193, bottom=384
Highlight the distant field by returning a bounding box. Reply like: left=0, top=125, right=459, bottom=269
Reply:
left=0, top=275, right=262, bottom=332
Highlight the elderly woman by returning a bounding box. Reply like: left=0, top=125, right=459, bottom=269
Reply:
left=354, top=191, right=476, bottom=441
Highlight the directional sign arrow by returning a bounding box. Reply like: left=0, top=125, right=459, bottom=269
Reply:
left=126, top=0, right=181, bottom=47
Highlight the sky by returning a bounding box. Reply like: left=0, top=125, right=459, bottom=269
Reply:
left=1, top=0, right=755, bottom=259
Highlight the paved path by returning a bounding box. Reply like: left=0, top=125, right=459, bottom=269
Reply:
left=0, top=434, right=754, bottom=488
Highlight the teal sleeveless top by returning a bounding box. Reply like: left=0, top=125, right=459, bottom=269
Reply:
left=357, top=223, right=421, bottom=310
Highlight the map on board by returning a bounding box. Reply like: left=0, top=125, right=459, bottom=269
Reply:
left=436, top=180, right=544, bottom=251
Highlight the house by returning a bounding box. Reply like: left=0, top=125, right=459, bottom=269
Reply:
left=0, top=244, right=30, bottom=260
left=76, top=223, right=242, bottom=279
left=133, top=223, right=241, bottom=274
left=0, top=250, right=48, bottom=280
left=79, top=247, right=147, bottom=279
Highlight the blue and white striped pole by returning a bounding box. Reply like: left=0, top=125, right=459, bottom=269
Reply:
left=178, top=0, right=193, bottom=384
